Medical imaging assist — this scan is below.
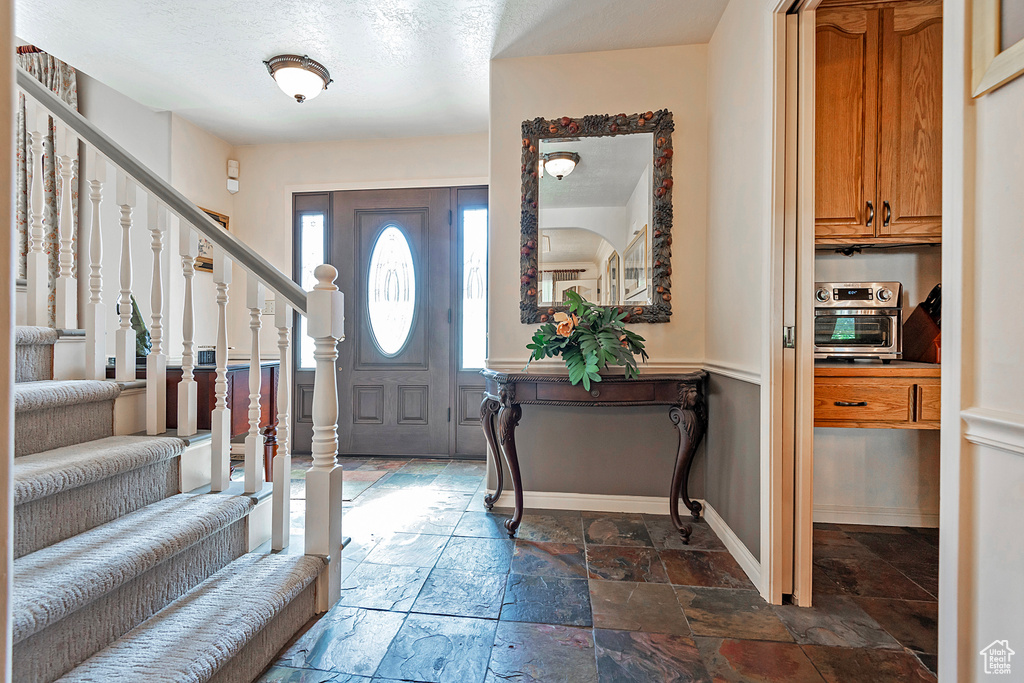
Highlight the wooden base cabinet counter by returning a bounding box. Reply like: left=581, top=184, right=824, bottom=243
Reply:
left=814, top=361, right=939, bottom=429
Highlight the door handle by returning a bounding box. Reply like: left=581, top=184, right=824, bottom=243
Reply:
left=883, top=201, right=891, bottom=227
left=834, top=401, right=868, bottom=407
left=866, top=201, right=874, bottom=227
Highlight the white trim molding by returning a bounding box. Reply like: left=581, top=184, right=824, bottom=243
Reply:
left=704, top=361, right=762, bottom=385
left=813, top=503, right=939, bottom=528
left=703, top=501, right=763, bottom=593
left=962, top=407, right=1024, bottom=457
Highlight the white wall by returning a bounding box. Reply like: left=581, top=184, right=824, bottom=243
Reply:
left=228, top=133, right=489, bottom=352
left=488, top=44, right=709, bottom=371
left=705, top=0, right=772, bottom=376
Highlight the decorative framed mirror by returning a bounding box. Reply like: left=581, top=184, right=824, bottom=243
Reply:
left=519, top=110, right=674, bottom=324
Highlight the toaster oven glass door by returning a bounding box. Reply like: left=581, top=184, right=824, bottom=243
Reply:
left=814, top=313, right=893, bottom=348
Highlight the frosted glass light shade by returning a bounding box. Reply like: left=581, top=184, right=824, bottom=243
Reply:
left=543, top=152, right=580, bottom=180
left=264, top=54, right=332, bottom=103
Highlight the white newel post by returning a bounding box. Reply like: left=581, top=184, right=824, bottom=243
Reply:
left=85, top=149, right=107, bottom=380
left=211, top=252, right=232, bottom=491
left=178, top=223, right=198, bottom=436
left=305, top=264, right=345, bottom=611
left=146, top=200, right=167, bottom=435
left=54, top=124, right=78, bottom=329
left=114, top=172, right=137, bottom=382
left=272, top=303, right=293, bottom=550
left=244, top=277, right=265, bottom=494
left=25, top=101, right=48, bottom=326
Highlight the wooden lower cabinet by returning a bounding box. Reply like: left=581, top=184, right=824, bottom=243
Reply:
left=814, top=362, right=939, bottom=429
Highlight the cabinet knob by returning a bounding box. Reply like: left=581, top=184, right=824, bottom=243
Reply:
left=590, top=388, right=601, bottom=398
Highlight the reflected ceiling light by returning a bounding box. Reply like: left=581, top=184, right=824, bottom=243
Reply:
left=264, top=54, right=332, bottom=103
left=542, top=151, right=580, bottom=180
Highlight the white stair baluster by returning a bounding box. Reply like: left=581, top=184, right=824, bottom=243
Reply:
left=211, top=252, right=232, bottom=491
left=178, top=222, right=198, bottom=436
left=272, top=303, right=293, bottom=550
left=146, top=200, right=167, bottom=435
left=305, top=264, right=345, bottom=611
left=54, top=124, right=78, bottom=329
left=25, top=101, right=48, bottom=327
left=114, top=172, right=136, bottom=382
left=245, top=278, right=265, bottom=494
left=85, top=148, right=107, bottom=380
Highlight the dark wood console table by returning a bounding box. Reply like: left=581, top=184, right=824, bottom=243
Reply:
left=480, top=369, right=709, bottom=542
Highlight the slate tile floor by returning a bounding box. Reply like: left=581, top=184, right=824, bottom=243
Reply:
left=256, top=457, right=938, bottom=683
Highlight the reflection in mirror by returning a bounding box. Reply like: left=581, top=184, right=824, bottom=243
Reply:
left=538, top=134, right=653, bottom=306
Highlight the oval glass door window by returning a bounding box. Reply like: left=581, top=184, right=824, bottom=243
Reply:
left=367, top=225, right=417, bottom=356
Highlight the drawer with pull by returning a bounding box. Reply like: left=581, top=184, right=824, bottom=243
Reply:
left=814, top=380, right=915, bottom=425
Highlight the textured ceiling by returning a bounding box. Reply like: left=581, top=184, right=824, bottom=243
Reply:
left=540, top=228, right=609, bottom=266
left=540, top=133, right=651, bottom=208
left=14, top=0, right=727, bottom=145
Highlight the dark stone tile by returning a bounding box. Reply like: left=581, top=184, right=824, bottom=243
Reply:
left=376, top=473, right=438, bottom=489
left=812, top=528, right=877, bottom=561
left=356, top=459, right=409, bottom=472
left=644, top=516, right=726, bottom=551
left=384, top=509, right=464, bottom=536
left=376, top=613, right=495, bottom=683
left=258, top=666, right=370, bottom=682
left=486, top=621, right=596, bottom=683
left=436, top=536, right=514, bottom=574
left=801, top=644, right=938, bottom=683
left=853, top=597, right=938, bottom=654
left=594, top=628, right=711, bottom=683
left=512, top=541, right=588, bottom=579
left=589, top=580, right=689, bottom=635
left=814, top=557, right=934, bottom=601
left=915, top=652, right=937, bottom=675
left=396, top=460, right=450, bottom=474
left=433, top=474, right=484, bottom=491
left=338, top=563, right=430, bottom=611
left=501, top=574, right=593, bottom=627
left=813, top=522, right=843, bottom=531
left=454, top=511, right=510, bottom=539
left=362, top=533, right=448, bottom=568
left=889, top=559, right=939, bottom=600
left=586, top=545, right=669, bottom=583
left=675, top=587, right=793, bottom=642
left=517, top=513, right=585, bottom=544
left=773, top=594, right=901, bottom=649
left=694, top=637, right=826, bottom=683
left=277, top=606, right=405, bottom=676
left=412, top=568, right=506, bottom=619
left=661, top=550, right=754, bottom=589
left=443, top=460, right=487, bottom=476
left=845, top=530, right=938, bottom=566
left=812, top=565, right=843, bottom=597
left=584, top=515, right=654, bottom=547
left=906, top=526, right=939, bottom=548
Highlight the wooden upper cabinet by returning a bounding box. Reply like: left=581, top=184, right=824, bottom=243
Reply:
left=877, top=2, right=943, bottom=237
left=815, top=0, right=942, bottom=245
left=815, top=7, right=878, bottom=240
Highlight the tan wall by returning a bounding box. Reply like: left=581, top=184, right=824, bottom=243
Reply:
left=487, top=45, right=709, bottom=371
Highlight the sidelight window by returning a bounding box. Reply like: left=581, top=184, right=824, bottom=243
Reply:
left=297, top=212, right=326, bottom=369
left=367, top=225, right=417, bottom=357
left=461, top=208, right=488, bottom=369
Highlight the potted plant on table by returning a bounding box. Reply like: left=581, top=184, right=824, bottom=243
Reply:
left=525, top=290, right=648, bottom=390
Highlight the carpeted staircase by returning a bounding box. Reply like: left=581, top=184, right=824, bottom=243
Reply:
left=11, top=327, right=325, bottom=683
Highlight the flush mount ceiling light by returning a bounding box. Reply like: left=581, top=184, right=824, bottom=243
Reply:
left=542, top=151, right=580, bottom=180
left=264, top=54, right=332, bottom=103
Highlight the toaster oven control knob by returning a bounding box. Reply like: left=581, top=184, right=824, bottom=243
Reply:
left=877, top=287, right=893, bottom=303
left=815, top=287, right=830, bottom=303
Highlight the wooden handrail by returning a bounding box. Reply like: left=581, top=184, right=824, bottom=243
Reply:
left=16, top=66, right=308, bottom=314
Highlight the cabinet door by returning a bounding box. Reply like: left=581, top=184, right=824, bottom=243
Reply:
left=815, top=7, right=879, bottom=240
left=877, top=1, right=942, bottom=238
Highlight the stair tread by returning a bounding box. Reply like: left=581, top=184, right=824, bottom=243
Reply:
left=12, top=493, right=255, bottom=643
left=14, top=379, right=121, bottom=414
left=15, top=326, right=59, bottom=347
left=14, top=435, right=184, bottom=505
left=57, top=553, right=326, bottom=683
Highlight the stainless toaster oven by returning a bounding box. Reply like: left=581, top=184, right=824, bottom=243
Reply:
left=814, top=282, right=903, bottom=360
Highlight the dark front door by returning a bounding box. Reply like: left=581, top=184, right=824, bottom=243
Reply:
left=292, top=187, right=488, bottom=458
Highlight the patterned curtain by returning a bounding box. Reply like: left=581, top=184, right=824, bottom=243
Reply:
left=15, top=47, right=79, bottom=327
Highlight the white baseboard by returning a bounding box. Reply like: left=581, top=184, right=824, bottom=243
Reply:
left=813, top=504, right=938, bottom=528
left=180, top=440, right=212, bottom=492
left=53, top=336, right=87, bottom=380
left=112, top=385, right=147, bottom=435
left=702, top=501, right=762, bottom=591
left=488, top=490, right=672, bottom=514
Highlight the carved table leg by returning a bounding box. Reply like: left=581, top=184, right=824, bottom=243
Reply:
left=480, top=397, right=502, bottom=510
left=498, top=402, right=524, bottom=537
left=669, top=404, right=707, bottom=543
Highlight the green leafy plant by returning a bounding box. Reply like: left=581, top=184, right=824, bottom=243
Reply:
left=525, top=290, right=648, bottom=390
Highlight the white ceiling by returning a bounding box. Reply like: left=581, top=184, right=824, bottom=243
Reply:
left=540, top=133, right=651, bottom=208
left=14, top=0, right=727, bottom=145
left=540, top=227, right=609, bottom=266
